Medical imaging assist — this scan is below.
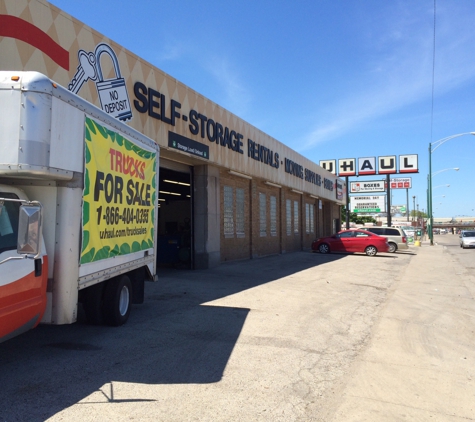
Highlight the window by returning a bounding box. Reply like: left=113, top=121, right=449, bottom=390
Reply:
left=0, top=193, right=20, bottom=254
left=286, top=199, right=291, bottom=236
left=355, top=231, right=370, bottom=237
left=386, top=229, right=400, bottom=235
left=310, top=204, right=315, bottom=234
left=339, top=231, right=354, bottom=238
left=305, top=203, right=310, bottom=233
left=223, top=186, right=234, bottom=237
left=270, top=196, right=277, bottom=236
left=293, top=200, right=299, bottom=234
left=236, top=188, right=245, bottom=238
left=366, top=228, right=381, bottom=235
left=259, top=193, right=266, bottom=236
left=305, top=203, right=314, bottom=234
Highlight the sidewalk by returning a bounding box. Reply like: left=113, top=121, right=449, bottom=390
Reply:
left=330, top=244, right=475, bottom=421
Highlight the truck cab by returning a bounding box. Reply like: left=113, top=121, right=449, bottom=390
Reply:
left=0, top=186, right=47, bottom=343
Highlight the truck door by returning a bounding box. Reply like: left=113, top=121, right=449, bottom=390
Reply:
left=0, top=192, right=48, bottom=343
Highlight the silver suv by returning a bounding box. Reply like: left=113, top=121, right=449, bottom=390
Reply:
left=460, top=230, right=475, bottom=249
left=362, top=227, right=408, bottom=253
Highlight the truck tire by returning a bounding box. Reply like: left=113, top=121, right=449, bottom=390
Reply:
left=83, top=282, right=105, bottom=325
left=103, top=275, right=132, bottom=326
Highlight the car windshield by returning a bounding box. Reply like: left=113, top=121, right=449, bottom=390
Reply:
left=463, top=232, right=475, bottom=237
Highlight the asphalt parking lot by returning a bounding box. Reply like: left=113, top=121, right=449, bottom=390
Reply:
left=1, top=238, right=473, bottom=421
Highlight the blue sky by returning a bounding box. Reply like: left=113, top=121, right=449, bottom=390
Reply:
left=50, top=0, right=475, bottom=219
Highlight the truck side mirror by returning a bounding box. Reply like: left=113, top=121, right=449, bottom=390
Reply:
left=17, top=203, right=42, bottom=256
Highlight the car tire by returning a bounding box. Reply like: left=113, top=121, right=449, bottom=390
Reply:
left=388, top=242, right=397, bottom=253
left=365, top=245, right=378, bottom=256
left=103, top=275, right=132, bottom=327
left=319, top=243, right=330, bottom=254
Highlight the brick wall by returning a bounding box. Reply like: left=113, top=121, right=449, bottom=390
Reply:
left=218, top=169, right=339, bottom=262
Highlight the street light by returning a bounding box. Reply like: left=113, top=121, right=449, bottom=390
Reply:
left=433, top=184, right=450, bottom=189
left=428, top=132, right=475, bottom=245
left=432, top=167, right=460, bottom=177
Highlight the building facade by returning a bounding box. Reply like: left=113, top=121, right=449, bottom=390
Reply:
left=0, top=0, right=346, bottom=268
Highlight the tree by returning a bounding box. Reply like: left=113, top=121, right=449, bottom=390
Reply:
left=410, top=210, right=428, bottom=218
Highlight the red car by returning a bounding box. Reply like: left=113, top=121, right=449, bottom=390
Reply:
left=312, top=229, right=389, bottom=256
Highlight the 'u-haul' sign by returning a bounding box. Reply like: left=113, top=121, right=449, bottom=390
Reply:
left=321, top=154, right=418, bottom=176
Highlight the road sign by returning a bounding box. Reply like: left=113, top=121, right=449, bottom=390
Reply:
left=391, top=205, right=407, bottom=214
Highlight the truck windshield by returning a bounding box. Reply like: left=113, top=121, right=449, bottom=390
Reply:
left=0, top=193, right=20, bottom=254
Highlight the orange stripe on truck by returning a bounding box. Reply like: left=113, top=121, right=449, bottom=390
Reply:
left=0, top=256, right=48, bottom=342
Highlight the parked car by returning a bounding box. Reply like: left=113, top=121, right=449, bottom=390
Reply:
left=311, top=229, right=390, bottom=256
left=459, top=230, right=475, bottom=249
left=362, top=227, right=408, bottom=253
left=398, top=225, right=415, bottom=241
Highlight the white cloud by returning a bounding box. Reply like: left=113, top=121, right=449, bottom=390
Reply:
left=202, top=55, right=251, bottom=117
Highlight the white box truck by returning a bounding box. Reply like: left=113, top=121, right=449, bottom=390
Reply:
left=0, top=71, right=159, bottom=343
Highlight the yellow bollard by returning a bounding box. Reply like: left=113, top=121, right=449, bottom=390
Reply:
left=414, top=240, right=421, bottom=247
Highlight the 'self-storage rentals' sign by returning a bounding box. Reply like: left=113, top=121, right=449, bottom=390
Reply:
left=320, top=155, right=418, bottom=176
left=350, top=196, right=386, bottom=213
left=0, top=1, right=346, bottom=204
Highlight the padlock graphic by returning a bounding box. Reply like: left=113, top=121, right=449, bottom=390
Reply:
left=94, top=43, right=132, bottom=121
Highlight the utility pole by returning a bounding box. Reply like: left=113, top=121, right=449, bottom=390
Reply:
left=412, top=196, right=416, bottom=224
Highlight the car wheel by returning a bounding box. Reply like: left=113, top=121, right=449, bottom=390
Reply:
left=319, top=243, right=330, bottom=254
left=387, top=242, right=397, bottom=253
left=365, top=245, right=378, bottom=256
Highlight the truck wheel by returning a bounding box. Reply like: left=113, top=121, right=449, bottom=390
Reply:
left=83, top=283, right=104, bottom=325
left=103, top=275, right=132, bottom=326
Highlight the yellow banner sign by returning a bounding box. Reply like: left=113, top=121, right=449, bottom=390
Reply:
left=81, top=117, right=156, bottom=264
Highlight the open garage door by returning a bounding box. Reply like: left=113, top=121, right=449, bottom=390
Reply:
left=157, top=162, right=192, bottom=269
